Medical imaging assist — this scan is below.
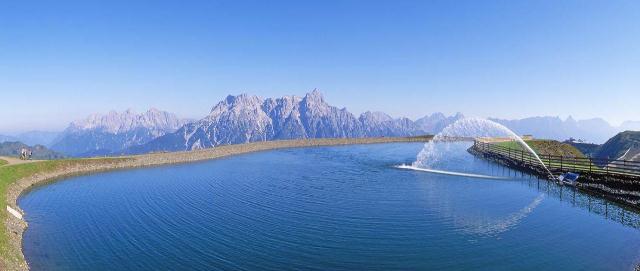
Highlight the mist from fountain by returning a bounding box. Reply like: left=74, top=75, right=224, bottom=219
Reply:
left=412, top=117, right=554, bottom=178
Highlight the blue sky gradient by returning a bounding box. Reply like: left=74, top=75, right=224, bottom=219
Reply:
left=1, top=0, right=639, bottom=132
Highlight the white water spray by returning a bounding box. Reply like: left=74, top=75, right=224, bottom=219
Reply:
left=412, top=117, right=554, bottom=178
left=395, top=164, right=507, bottom=180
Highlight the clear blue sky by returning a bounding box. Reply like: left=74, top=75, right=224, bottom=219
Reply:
left=1, top=0, right=639, bottom=133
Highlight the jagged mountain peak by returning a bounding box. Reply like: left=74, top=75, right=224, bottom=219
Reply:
left=52, top=108, right=190, bottom=156
left=415, top=112, right=465, bottom=134
left=226, top=93, right=261, bottom=103
left=129, top=90, right=424, bottom=154
left=430, top=112, right=446, bottom=119
left=303, top=89, right=326, bottom=104
left=360, top=111, right=394, bottom=122
left=208, top=94, right=266, bottom=124
left=210, top=94, right=263, bottom=115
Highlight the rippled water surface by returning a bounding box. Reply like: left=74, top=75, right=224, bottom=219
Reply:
left=20, top=143, right=640, bottom=270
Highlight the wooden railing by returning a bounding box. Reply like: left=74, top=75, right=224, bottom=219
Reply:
left=473, top=140, right=640, bottom=176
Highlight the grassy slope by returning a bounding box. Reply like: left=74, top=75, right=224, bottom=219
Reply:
left=0, top=160, right=6, bottom=167
left=570, top=142, right=600, bottom=157
left=493, top=140, right=616, bottom=172
left=0, top=158, right=129, bottom=268
left=496, top=140, right=586, bottom=158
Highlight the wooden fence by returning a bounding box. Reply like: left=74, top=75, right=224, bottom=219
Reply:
left=473, top=140, right=640, bottom=177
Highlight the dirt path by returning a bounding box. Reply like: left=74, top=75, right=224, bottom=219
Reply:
left=0, top=156, right=38, bottom=167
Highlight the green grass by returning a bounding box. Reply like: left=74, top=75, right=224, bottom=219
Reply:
left=496, top=139, right=586, bottom=158
left=0, top=160, right=6, bottom=167
left=492, top=140, right=606, bottom=172
left=0, top=158, right=131, bottom=269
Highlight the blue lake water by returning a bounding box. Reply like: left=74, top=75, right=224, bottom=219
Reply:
left=20, top=143, right=640, bottom=270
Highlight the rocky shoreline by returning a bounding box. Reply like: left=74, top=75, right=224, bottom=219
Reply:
left=3, top=137, right=430, bottom=270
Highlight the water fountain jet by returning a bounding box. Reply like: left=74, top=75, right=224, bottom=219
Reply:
left=412, top=117, right=555, bottom=179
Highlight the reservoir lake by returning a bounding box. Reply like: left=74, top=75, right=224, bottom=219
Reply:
left=20, top=143, right=640, bottom=270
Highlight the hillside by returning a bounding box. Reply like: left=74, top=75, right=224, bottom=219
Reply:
left=595, top=131, right=640, bottom=161
left=0, top=142, right=65, bottom=160
left=496, top=140, right=586, bottom=158
left=568, top=142, right=600, bottom=157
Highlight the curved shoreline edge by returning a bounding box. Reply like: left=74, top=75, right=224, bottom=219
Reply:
left=3, top=136, right=430, bottom=270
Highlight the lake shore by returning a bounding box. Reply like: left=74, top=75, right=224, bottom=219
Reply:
left=3, top=136, right=431, bottom=270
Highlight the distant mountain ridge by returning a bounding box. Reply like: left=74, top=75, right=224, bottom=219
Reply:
left=121, top=90, right=640, bottom=155
left=0, top=131, right=61, bottom=147
left=14, top=131, right=61, bottom=146
left=490, top=116, right=619, bottom=143
left=128, top=90, right=424, bottom=154
left=415, top=112, right=465, bottom=134
left=24, top=90, right=637, bottom=157
left=0, top=134, right=18, bottom=143
left=50, top=108, right=190, bottom=156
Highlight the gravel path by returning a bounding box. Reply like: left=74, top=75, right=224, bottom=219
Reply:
left=0, top=157, right=38, bottom=167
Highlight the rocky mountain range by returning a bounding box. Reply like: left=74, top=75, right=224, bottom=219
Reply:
left=127, top=90, right=424, bottom=154
left=127, top=90, right=634, bottom=154
left=50, top=109, right=190, bottom=156
left=17, top=90, right=637, bottom=157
